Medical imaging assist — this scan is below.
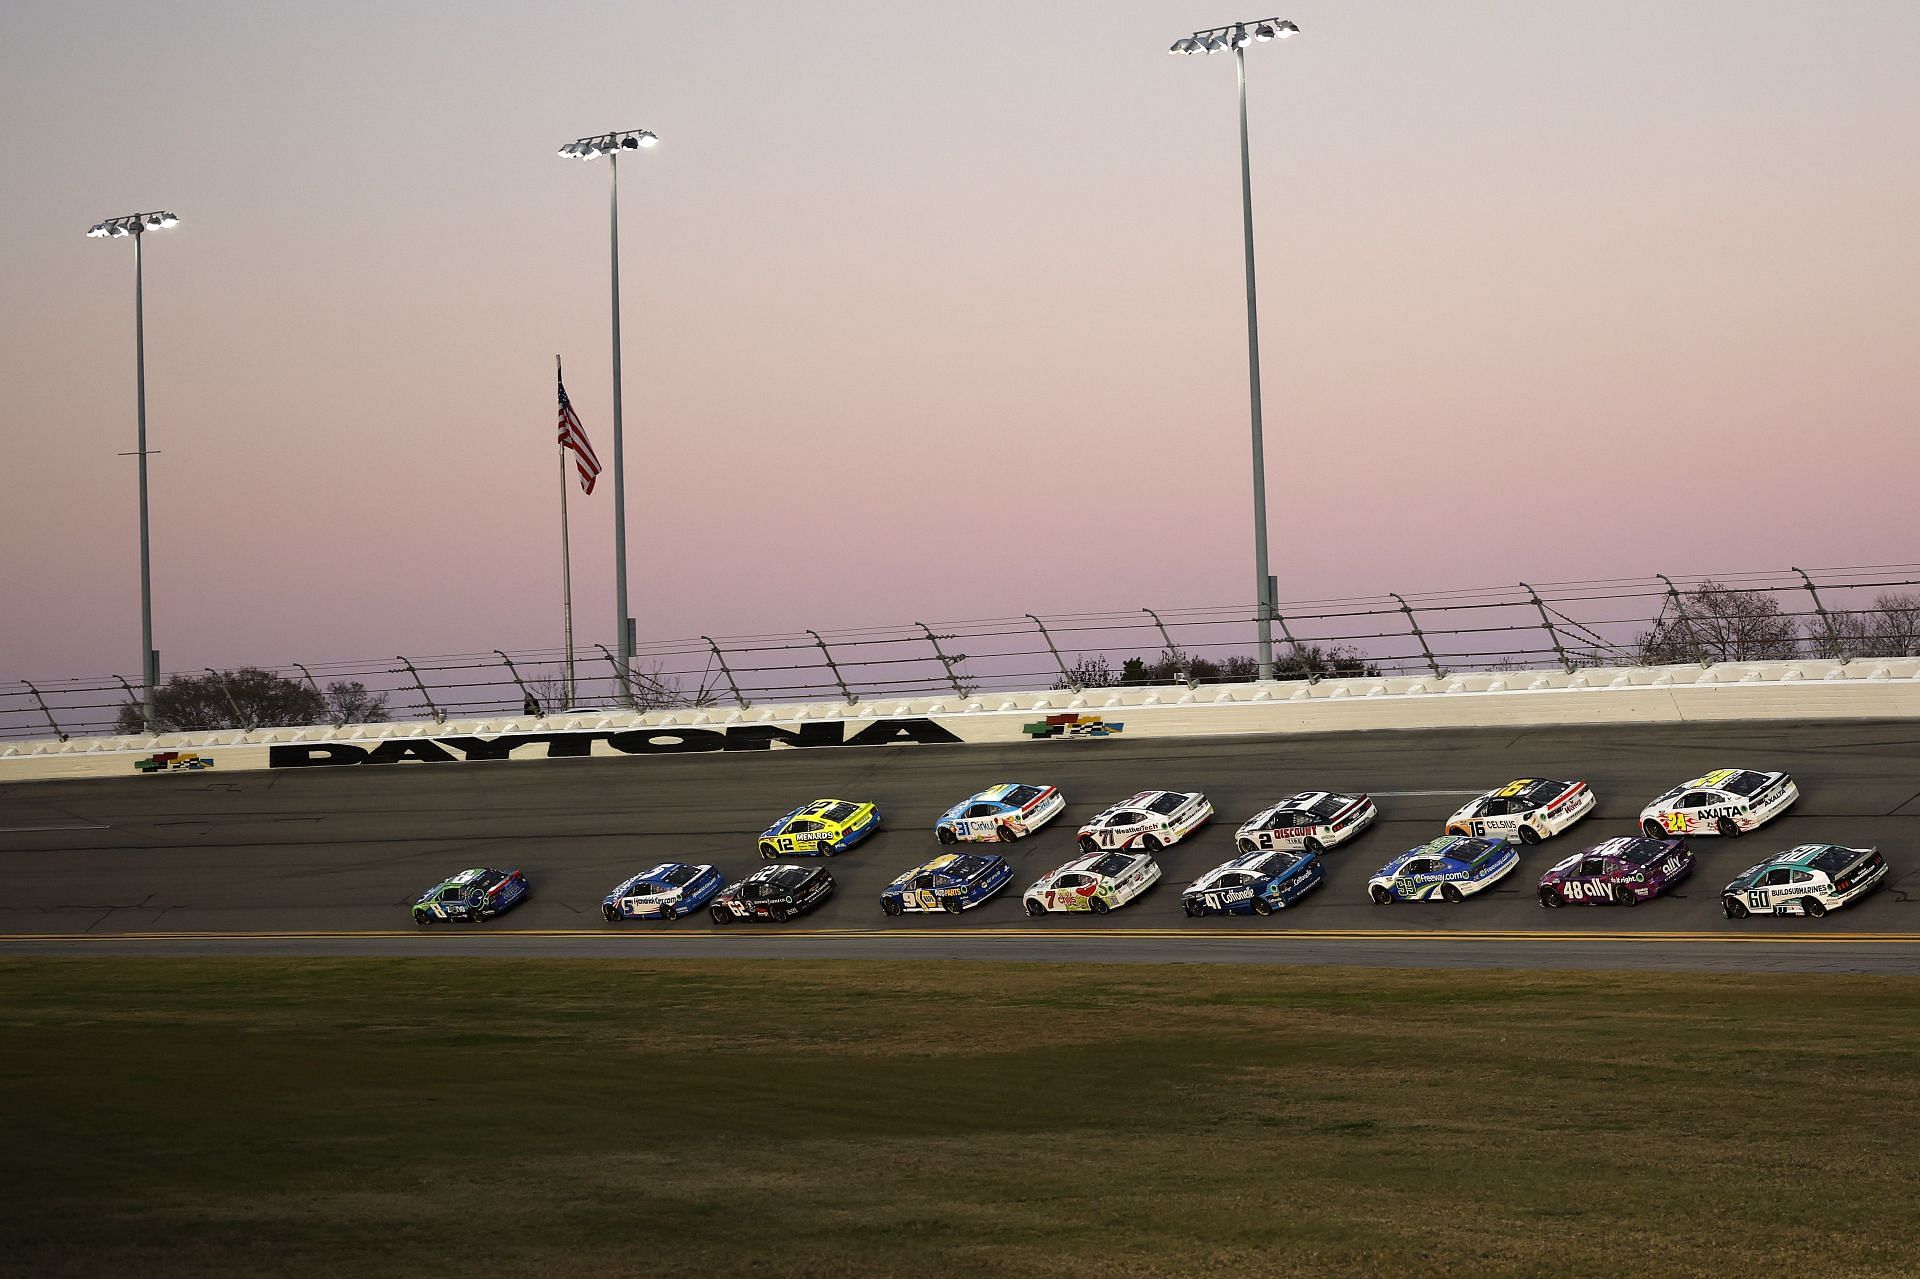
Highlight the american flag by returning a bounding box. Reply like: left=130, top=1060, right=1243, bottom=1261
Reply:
left=556, top=370, right=601, bottom=494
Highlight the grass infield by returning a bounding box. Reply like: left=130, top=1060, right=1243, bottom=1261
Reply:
left=2, top=959, right=1918, bottom=1278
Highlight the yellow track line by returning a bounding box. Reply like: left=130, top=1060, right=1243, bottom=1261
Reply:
left=3, top=929, right=1918, bottom=945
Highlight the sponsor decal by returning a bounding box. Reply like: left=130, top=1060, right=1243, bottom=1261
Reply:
left=268, top=718, right=962, bottom=767
left=135, top=751, right=213, bottom=774
left=1023, top=713, right=1124, bottom=739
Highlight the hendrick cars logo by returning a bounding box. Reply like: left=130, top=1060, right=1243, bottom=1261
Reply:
left=1022, top=713, right=1124, bottom=739
left=134, top=751, right=213, bottom=774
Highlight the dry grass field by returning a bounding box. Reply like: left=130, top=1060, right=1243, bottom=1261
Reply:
left=3, top=958, right=1917, bottom=1277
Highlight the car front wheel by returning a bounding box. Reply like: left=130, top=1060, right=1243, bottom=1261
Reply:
left=710, top=905, right=733, bottom=925
left=602, top=904, right=620, bottom=922
left=413, top=911, right=432, bottom=927
left=1643, top=819, right=1668, bottom=840
left=937, top=827, right=958, bottom=846
left=1723, top=896, right=1748, bottom=920
left=882, top=897, right=903, bottom=917
left=1024, top=898, right=1046, bottom=917
left=1370, top=885, right=1393, bottom=905
left=759, top=842, right=779, bottom=860
left=1539, top=886, right=1562, bottom=909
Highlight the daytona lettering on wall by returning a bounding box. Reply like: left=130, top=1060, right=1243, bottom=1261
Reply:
left=266, top=719, right=963, bottom=767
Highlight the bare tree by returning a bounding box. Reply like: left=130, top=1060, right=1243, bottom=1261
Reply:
left=1636, top=581, right=1801, bottom=664
left=1820, top=591, right=1920, bottom=659
left=323, top=681, right=389, bottom=726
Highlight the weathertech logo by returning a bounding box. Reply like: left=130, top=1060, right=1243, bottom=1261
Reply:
left=135, top=751, right=213, bottom=773
left=1023, top=713, right=1124, bottom=739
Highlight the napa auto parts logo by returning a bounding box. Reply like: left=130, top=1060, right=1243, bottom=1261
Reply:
left=1023, top=713, right=1124, bottom=739
left=135, top=751, right=214, bottom=773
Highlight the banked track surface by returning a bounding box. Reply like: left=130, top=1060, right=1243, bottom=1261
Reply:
left=3, top=720, right=1918, bottom=971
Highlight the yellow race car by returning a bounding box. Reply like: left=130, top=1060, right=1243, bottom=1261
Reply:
left=758, top=799, right=882, bottom=858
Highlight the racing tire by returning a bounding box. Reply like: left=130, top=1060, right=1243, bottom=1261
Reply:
left=942, top=895, right=965, bottom=915
left=1078, top=835, right=1099, bottom=853
left=1183, top=899, right=1203, bottom=918
left=1617, top=886, right=1638, bottom=907
left=1369, top=884, right=1394, bottom=905
left=882, top=897, right=903, bottom=917
left=1237, top=838, right=1257, bottom=853
left=1717, top=817, right=1742, bottom=838
left=817, top=840, right=835, bottom=856
left=468, top=901, right=488, bottom=922
left=1722, top=896, right=1748, bottom=920
left=1642, top=819, right=1668, bottom=840
left=1089, top=898, right=1110, bottom=915
left=1539, top=886, right=1562, bottom=909
left=413, top=911, right=432, bottom=927
left=1251, top=898, right=1273, bottom=917
left=1802, top=897, right=1827, bottom=919
left=1440, top=883, right=1464, bottom=904
left=1024, top=898, right=1046, bottom=917
left=768, top=905, right=792, bottom=924
left=710, top=905, right=733, bottom=925
left=937, top=827, right=958, bottom=846
left=759, top=842, right=779, bottom=860
left=1519, top=825, right=1541, bottom=845
left=1446, top=824, right=1469, bottom=837
left=602, top=904, right=620, bottom=923
left=1142, top=835, right=1165, bottom=854
left=997, top=824, right=1018, bottom=844
left=1303, top=837, right=1324, bottom=855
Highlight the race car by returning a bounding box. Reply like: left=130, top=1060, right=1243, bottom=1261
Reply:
left=1076, top=790, right=1212, bottom=853
left=758, top=798, right=881, bottom=858
left=1639, top=768, right=1798, bottom=839
left=601, top=862, right=725, bottom=921
left=411, top=867, right=528, bottom=925
left=1720, top=844, right=1888, bottom=919
left=880, top=852, right=1014, bottom=915
left=710, top=864, right=835, bottom=924
left=1235, top=790, right=1376, bottom=854
left=1445, top=778, right=1595, bottom=845
left=1538, top=836, right=1691, bottom=908
left=935, top=783, right=1066, bottom=845
left=1183, top=848, right=1324, bottom=917
left=1022, top=850, right=1162, bottom=915
left=1368, top=836, right=1519, bottom=904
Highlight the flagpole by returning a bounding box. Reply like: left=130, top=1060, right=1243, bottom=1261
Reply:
left=557, top=355, right=577, bottom=709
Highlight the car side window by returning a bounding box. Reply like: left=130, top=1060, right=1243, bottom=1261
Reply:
left=1404, top=859, right=1433, bottom=875
left=1791, top=870, right=1814, bottom=884
left=914, top=874, right=937, bottom=890
left=1759, top=868, right=1790, bottom=886
left=1579, top=860, right=1606, bottom=877
left=1115, top=812, right=1144, bottom=825
left=967, top=803, right=995, bottom=818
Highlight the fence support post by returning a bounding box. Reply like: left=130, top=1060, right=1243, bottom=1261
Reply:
left=21, top=681, right=67, bottom=741
left=915, top=622, right=968, bottom=697
left=1656, top=574, right=1707, bottom=664
left=700, top=637, right=750, bottom=708
left=493, top=651, right=536, bottom=714
left=1142, top=608, right=1191, bottom=684
left=1791, top=566, right=1845, bottom=660
left=593, top=642, right=633, bottom=708
left=1026, top=614, right=1075, bottom=688
left=205, top=668, right=246, bottom=727
left=1390, top=594, right=1443, bottom=677
left=806, top=630, right=856, bottom=703
left=395, top=656, right=443, bottom=722
left=1520, top=582, right=1573, bottom=672
left=291, top=663, right=325, bottom=698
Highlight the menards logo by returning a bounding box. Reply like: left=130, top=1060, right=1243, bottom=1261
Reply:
left=1023, top=713, right=1124, bottom=739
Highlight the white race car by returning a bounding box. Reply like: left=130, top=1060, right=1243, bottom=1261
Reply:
left=1640, top=768, right=1798, bottom=839
left=1445, top=778, right=1595, bottom=845
left=1721, top=844, right=1888, bottom=919
left=1023, top=850, right=1162, bottom=916
left=1235, top=790, right=1376, bottom=854
left=934, top=783, right=1065, bottom=845
left=1077, top=790, right=1212, bottom=853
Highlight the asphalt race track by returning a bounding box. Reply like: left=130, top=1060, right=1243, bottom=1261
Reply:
left=3, top=719, right=1918, bottom=971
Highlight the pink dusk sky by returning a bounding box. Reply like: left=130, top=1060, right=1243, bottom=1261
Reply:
left=2, top=1, right=1917, bottom=682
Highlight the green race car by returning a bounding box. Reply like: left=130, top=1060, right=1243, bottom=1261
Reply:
left=411, top=867, right=529, bottom=925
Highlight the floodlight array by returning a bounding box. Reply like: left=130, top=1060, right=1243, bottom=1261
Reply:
left=87, top=211, right=178, bottom=238
left=558, top=130, right=659, bottom=159
left=1168, top=18, right=1298, bottom=55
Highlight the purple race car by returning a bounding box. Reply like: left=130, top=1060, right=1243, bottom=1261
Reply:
left=1538, top=835, right=1691, bottom=908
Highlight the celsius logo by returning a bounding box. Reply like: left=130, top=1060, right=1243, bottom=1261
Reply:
left=135, top=751, right=214, bottom=773
left=267, top=718, right=963, bottom=767
left=1023, top=713, right=1124, bottom=739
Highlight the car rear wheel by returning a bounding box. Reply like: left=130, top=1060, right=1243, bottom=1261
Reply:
left=1440, top=883, right=1464, bottom=904
left=1642, top=819, right=1668, bottom=840
left=882, top=897, right=903, bottom=917
left=943, top=895, right=965, bottom=915
left=1539, top=886, right=1562, bottom=909
left=1519, top=825, right=1541, bottom=845
left=1024, top=898, right=1046, bottom=917
left=997, top=824, right=1018, bottom=843
left=1803, top=897, right=1827, bottom=918
left=1089, top=898, right=1110, bottom=915
left=769, top=905, right=792, bottom=923
left=1251, top=898, right=1273, bottom=916
left=937, top=827, right=958, bottom=846
left=1617, top=885, right=1638, bottom=907
left=759, top=842, right=779, bottom=860
left=1369, top=884, right=1393, bottom=905
left=1303, top=837, right=1324, bottom=854
left=710, top=905, right=732, bottom=925
left=1717, top=817, right=1742, bottom=838
left=1142, top=835, right=1164, bottom=853
left=1722, top=896, right=1748, bottom=920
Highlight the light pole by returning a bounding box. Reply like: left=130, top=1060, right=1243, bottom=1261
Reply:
left=1170, top=18, right=1298, bottom=681
left=558, top=128, right=657, bottom=706
left=88, top=210, right=179, bottom=731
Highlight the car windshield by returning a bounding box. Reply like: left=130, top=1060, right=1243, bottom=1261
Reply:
left=771, top=867, right=813, bottom=889
left=1305, top=795, right=1350, bottom=821
left=1809, top=846, right=1858, bottom=874
left=1521, top=780, right=1569, bottom=805
left=820, top=802, right=859, bottom=824
left=941, top=855, right=993, bottom=879
left=1620, top=841, right=1670, bottom=867
left=658, top=865, right=701, bottom=887
left=1721, top=771, right=1772, bottom=797
left=1249, top=852, right=1299, bottom=876
left=1003, top=785, right=1042, bottom=806
left=1088, top=853, right=1135, bottom=878
left=1146, top=793, right=1188, bottom=816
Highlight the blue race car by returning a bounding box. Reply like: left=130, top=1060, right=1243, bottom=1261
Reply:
left=1368, top=835, right=1520, bottom=904
left=412, top=867, right=528, bottom=925
left=880, top=852, right=1015, bottom=915
left=1183, top=848, right=1324, bottom=917
left=601, top=862, right=725, bottom=921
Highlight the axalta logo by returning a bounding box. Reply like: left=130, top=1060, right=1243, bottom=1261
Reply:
left=135, top=751, right=214, bottom=773
left=267, top=718, right=962, bottom=767
left=1022, top=713, right=1124, bottom=739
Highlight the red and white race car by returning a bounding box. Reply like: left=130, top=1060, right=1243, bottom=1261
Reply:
left=1640, top=768, right=1798, bottom=839
left=1022, top=850, right=1162, bottom=916
left=1076, top=790, right=1212, bottom=854
left=1445, top=778, right=1595, bottom=845
left=1235, top=790, right=1376, bottom=854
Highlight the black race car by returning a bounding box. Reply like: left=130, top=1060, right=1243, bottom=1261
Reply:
left=710, top=864, right=834, bottom=924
